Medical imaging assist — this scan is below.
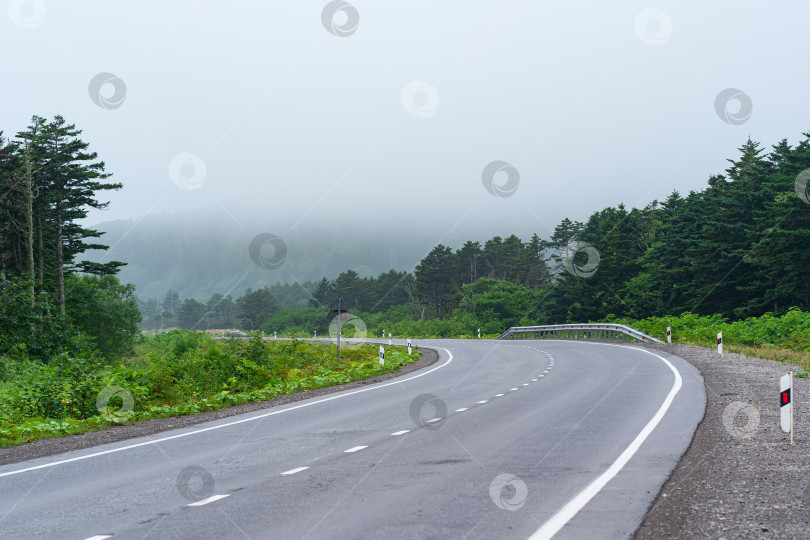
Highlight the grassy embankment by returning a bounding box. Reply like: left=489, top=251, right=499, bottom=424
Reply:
left=0, top=331, right=418, bottom=448
left=606, top=309, right=810, bottom=373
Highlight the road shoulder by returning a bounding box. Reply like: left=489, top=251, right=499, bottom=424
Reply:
left=634, top=343, right=810, bottom=538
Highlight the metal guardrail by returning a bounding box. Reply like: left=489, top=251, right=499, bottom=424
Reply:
left=497, top=323, right=662, bottom=343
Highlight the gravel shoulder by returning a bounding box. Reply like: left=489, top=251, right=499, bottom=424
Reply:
left=0, top=347, right=438, bottom=467
left=634, top=343, right=810, bottom=539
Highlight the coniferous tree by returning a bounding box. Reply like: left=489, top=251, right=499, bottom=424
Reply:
left=16, top=115, right=123, bottom=313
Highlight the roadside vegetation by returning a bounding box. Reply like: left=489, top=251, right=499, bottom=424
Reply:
left=607, top=310, right=810, bottom=372
left=0, top=331, right=417, bottom=448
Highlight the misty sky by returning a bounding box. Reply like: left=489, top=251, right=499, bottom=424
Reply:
left=3, top=1, right=810, bottom=244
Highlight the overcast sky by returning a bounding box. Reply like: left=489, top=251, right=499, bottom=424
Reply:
left=3, top=1, right=809, bottom=243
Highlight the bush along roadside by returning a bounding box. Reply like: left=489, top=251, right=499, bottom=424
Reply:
left=0, top=332, right=419, bottom=448
left=604, top=308, right=810, bottom=370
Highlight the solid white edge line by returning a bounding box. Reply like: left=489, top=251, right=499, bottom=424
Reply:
left=529, top=343, right=683, bottom=540
left=390, top=430, right=410, bottom=436
left=280, top=466, right=309, bottom=476
left=0, top=349, right=454, bottom=478
left=344, top=446, right=367, bottom=453
left=188, top=494, right=230, bottom=507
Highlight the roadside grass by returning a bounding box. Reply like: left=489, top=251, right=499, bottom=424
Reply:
left=647, top=338, right=810, bottom=372
left=0, top=332, right=420, bottom=449
left=603, top=309, right=810, bottom=372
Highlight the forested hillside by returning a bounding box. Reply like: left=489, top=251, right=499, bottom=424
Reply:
left=139, top=134, right=810, bottom=336
left=85, top=215, right=439, bottom=301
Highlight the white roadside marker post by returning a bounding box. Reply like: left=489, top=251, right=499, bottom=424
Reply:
left=388, top=332, right=392, bottom=346
left=314, top=331, right=317, bottom=339
left=379, top=346, right=385, bottom=365
left=666, top=326, right=671, bottom=344
left=717, top=332, right=723, bottom=356
left=407, top=338, right=412, bottom=355
left=780, top=372, right=794, bottom=446
left=478, top=328, right=481, bottom=339
left=274, top=331, right=277, bottom=340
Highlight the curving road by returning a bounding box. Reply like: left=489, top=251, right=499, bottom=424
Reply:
left=0, top=339, right=704, bottom=539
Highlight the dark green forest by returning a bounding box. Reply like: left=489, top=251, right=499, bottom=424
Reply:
left=0, top=116, right=140, bottom=360
left=137, top=135, right=810, bottom=337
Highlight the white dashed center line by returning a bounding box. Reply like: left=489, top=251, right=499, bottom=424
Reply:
left=456, top=408, right=469, bottom=412
left=477, top=400, right=488, bottom=404
left=495, top=394, right=504, bottom=397
left=510, top=388, right=519, bottom=391
left=85, top=536, right=112, bottom=540
left=426, top=417, right=443, bottom=423
left=281, top=467, right=309, bottom=476
left=188, top=494, right=230, bottom=507
left=390, top=430, right=410, bottom=436
left=344, top=446, right=367, bottom=453
left=522, top=383, right=529, bottom=386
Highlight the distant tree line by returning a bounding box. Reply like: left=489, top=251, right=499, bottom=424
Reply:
left=139, top=132, right=810, bottom=335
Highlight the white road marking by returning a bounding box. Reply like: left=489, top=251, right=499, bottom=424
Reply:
left=539, top=375, right=545, bottom=377
left=85, top=536, right=112, bottom=540
left=530, top=343, right=684, bottom=540
left=344, top=446, right=367, bottom=453
left=426, top=417, right=443, bottom=423
left=390, top=430, right=410, bottom=436
left=455, top=408, right=468, bottom=412
left=0, top=349, right=455, bottom=478
left=531, top=379, right=538, bottom=381
left=495, top=394, right=504, bottom=397
left=510, top=388, right=519, bottom=391
left=477, top=400, right=488, bottom=404
left=188, top=494, right=229, bottom=507
left=522, top=383, right=529, bottom=386
left=281, top=467, right=309, bottom=476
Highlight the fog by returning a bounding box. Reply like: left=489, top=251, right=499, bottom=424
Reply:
left=4, top=1, right=810, bottom=281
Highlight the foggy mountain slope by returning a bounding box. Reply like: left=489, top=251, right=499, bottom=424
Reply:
left=83, top=211, right=448, bottom=300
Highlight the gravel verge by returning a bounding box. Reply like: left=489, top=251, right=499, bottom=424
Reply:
left=0, top=347, right=438, bottom=467
left=634, top=343, right=810, bottom=539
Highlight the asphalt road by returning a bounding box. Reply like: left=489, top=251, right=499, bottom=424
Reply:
left=0, top=339, right=704, bottom=540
